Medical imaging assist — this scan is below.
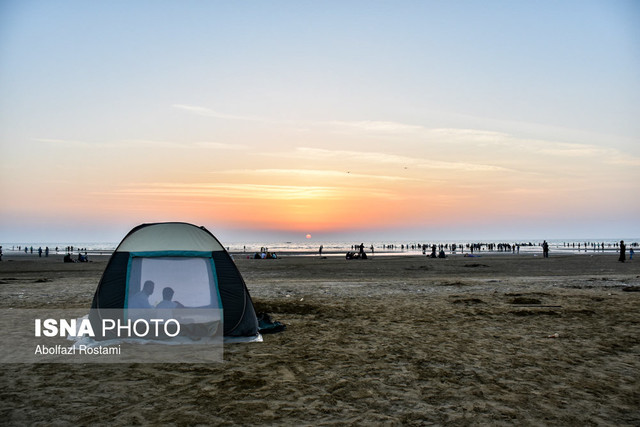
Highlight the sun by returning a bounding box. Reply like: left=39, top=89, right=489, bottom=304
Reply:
left=306, top=234, right=312, bottom=239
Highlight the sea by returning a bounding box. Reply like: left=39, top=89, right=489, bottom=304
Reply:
left=2, top=238, right=637, bottom=257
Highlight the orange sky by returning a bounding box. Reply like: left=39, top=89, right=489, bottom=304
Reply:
left=1, top=2, right=639, bottom=242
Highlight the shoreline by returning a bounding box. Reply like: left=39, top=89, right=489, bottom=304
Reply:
left=2, top=238, right=637, bottom=259
left=0, top=246, right=633, bottom=260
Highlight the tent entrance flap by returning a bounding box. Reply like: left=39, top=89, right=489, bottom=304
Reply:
left=126, top=256, right=221, bottom=310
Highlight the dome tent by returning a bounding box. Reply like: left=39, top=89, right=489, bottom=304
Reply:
left=89, top=222, right=259, bottom=338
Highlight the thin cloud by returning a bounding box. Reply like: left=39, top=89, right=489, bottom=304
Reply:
left=525, top=141, right=607, bottom=157
left=326, top=120, right=425, bottom=134
left=34, top=137, right=249, bottom=151
left=32, top=138, right=89, bottom=147
left=120, top=139, right=184, bottom=148
left=173, top=104, right=264, bottom=122
left=169, top=107, right=519, bottom=148
left=215, top=168, right=419, bottom=182
left=513, top=139, right=640, bottom=166
left=33, top=138, right=73, bottom=144
left=606, top=153, right=640, bottom=166
left=193, top=141, right=248, bottom=150
left=172, top=106, right=426, bottom=134
left=169, top=107, right=640, bottom=168
left=428, top=128, right=510, bottom=142
left=285, top=147, right=512, bottom=173
left=100, top=181, right=398, bottom=201
left=107, top=183, right=352, bottom=200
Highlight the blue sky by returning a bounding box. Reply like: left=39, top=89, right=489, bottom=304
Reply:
left=1, top=0, right=639, bottom=242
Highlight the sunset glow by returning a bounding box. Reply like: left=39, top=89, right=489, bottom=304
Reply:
left=1, top=1, right=638, bottom=242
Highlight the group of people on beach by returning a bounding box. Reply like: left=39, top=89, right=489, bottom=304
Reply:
left=63, top=252, right=89, bottom=263
left=324, top=240, right=635, bottom=261
left=424, top=244, right=447, bottom=258
left=345, top=243, right=372, bottom=260
left=253, top=247, right=278, bottom=259
left=6, top=245, right=92, bottom=259
left=15, top=246, right=51, bottom=257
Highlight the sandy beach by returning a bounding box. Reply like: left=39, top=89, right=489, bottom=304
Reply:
left=1, top=252, right=639, bottom=425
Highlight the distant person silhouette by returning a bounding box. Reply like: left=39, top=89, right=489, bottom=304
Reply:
left=618, top=240, right=626, bottom=262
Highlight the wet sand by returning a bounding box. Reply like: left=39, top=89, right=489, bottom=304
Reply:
left=1, top=252, right=639, bottom=425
